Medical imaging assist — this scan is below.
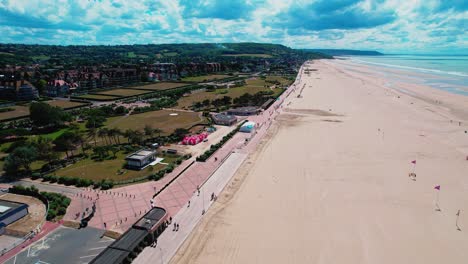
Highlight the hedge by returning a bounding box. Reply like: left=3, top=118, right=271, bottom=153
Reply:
left=196, top=121, right=246, bottom=162
left=8, top=185, right=71, bottom=221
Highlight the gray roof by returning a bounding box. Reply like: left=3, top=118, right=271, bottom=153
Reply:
left=125, top=149, right=156, bottom=161
left=134, top=207, right=166, bottom=230
left=228, top=106, right=259, bottom=113
left=110, top=228, right=148, bottom=251
left=212, top=113, right=237, bottom=122
left=0, top=199, right=27, bottom=217
left=89, top=248, right=129, bottom=264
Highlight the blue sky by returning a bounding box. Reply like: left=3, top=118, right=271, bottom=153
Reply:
left=0, top=0, right=467, bottom=54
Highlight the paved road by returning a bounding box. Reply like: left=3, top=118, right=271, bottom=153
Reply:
left=4, top=226, right=113, bottom=264
left=11, top=180, right=82, bottom=196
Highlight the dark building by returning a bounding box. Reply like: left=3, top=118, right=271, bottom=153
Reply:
left=0, top=200, right=28, bottom=234
left=212, top=113, right=238, bottom=126
left=227, top=106, right=261, bottom=116
left=0, top=80, right=38, bottom=101
left=90, top=207, right=168, bottom=264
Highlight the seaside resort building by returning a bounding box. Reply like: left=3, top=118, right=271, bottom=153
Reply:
left=0, top=200, right=28, bottom=235
left=90, top=207, right=168, bottom=264
left=125, top=150, right=156, bottom=170
left=212, top=113, right=238, bottom=126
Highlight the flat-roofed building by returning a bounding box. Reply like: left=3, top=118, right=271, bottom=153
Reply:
left=212, top=113, right=237, bottom=126
left=90, top=207, right=168, bottom=264
left=125, top=149, right=156, bottom=170
left=227, top=106, right=260, bottom=116
left=0, top=200, right=28, bottom=233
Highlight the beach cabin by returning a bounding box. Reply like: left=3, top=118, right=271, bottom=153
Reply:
left=239, top=121, right=256, bottom=133
left=125, top=149, right=156, bottom=170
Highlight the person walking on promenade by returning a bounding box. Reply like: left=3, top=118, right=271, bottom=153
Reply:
left=188, top=200, right=191, bottom=207
left=173, top=222, right=176, bottom=231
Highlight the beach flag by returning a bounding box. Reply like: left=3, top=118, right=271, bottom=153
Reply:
left=411, top=160, right=416, bottom=164
left=434, top=185, right=440, bottom=190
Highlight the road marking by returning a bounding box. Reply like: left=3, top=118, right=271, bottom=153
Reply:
left=79, top=254, right=98, bottom=259
left=98, top=239, right=113, bottom=243
left=88, top=246, right=107, bottom=251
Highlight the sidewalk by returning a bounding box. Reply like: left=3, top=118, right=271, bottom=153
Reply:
left=133, top=152, right=248, bottom=264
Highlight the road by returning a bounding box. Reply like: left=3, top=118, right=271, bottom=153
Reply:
left=11, top=179, right=82, bottom=196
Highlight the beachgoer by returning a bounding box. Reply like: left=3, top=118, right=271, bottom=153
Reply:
left=173, top=222, right=176, bottom=231
left=188, top=201, right=190, bottom=207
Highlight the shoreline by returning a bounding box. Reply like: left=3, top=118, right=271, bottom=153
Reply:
left=170, top=59, right=468, bottom=263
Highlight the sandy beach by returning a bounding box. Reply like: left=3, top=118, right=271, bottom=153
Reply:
left=170, top=59, right=468, bottom=264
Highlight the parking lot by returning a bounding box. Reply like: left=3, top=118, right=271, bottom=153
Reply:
left=4, top=226, right=113, bottom=264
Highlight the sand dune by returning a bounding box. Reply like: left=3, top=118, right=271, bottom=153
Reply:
left=171, top=60, right=468, bottom=264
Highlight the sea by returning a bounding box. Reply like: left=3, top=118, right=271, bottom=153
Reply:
left=343, top=55, right=468, bottom=96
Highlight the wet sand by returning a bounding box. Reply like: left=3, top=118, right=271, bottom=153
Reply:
left=171, top=60, right=468, bottom=264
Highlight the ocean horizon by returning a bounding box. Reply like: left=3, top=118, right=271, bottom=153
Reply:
left=344, top=54, right=468, bottom=96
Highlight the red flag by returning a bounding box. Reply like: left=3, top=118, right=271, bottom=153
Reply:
left=434, top=185, right=440, bottom=190
left=411, top=160, right=416, bottom=164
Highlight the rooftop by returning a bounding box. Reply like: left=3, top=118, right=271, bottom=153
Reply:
left=134, top=207, right=166, bottom=230
left=212, top=113, right=237, bottom=122
left=228, top=106, right=259, bottom=113
left=0, top=199, right=27, bottom=218
left=125, top=149, right=156, bottom=161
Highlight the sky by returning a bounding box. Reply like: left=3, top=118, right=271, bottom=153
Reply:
left=0, top=0, right=467, bottom=54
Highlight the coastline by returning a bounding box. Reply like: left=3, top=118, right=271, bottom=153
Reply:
left=170, top=59, right=468, bottom=264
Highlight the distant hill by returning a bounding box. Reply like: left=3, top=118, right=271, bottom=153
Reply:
left=305, top=49, right=383, bottom=56
left=0, top=43, right=331, bottom=66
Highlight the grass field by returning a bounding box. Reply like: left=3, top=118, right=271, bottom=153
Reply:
left=95, top=89, right=151, bottom=97
left=221, top=53, right=273, bottom=58
left=76, top=94, right=121, bottom=101
left=176, top=76, right=289, bottom=109
left=105, top=109, right=205, bottom=135
left=127, top=82, right=188, bottom=91
left=182, top=75, right=230, bottom=82
left=46, top=100, right=88, bottom=109
left=0, top=105, right=30, bottom=121
left=55, top=151, right=176, bottom=182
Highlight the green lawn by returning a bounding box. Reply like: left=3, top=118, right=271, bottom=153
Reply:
left=55, top=151, right=173, bottom=182
left=176, top=76, right=289, bottom=109
left=0, top=105, right=30, bottom=121
left=77, top=94, right=120, bottom=101
left=105, top=109, right=205, bottom=135
left=182, top=74, right=230, bottom=82
left=94, top=89, right=150, bottom=97
left=125, top=82, right=188, bottom=91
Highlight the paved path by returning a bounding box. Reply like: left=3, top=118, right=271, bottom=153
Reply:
left=11, top=180, right=82, bottom=196
left=132, top=68, right=305, bottom=263
left=134, top=152, right=248, bottom=264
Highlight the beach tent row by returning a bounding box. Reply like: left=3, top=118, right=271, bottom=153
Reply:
left=182, top=133, right=208, bottom=145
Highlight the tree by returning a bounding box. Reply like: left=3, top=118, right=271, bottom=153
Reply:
left=53, top=131, right=81, bottom=158
left=144, top=125, right=154, bottom=142
left=29, top=102, right=70, bottom=128
left=32, top=136, right=58, bottom=162
left=35, top=79, right=47, bottom=94
left=109, top=145, right=119, bottom=158
left=109, top=128, right=122, bottom=144
left=87, top=128, right=98, bottom=147
left=173, top=128, right=189, bottom=141
left=98, top=128, right=110, bottom=145
left=4, top=146, right=38, bottom=175
left=202, top=99, right=211, bottom=107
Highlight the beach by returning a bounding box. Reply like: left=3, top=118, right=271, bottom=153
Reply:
left=170, top=59, right=468, bottom=264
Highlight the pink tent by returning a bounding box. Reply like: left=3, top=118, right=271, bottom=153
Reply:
left=182, top=133, right=208, bottom=145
